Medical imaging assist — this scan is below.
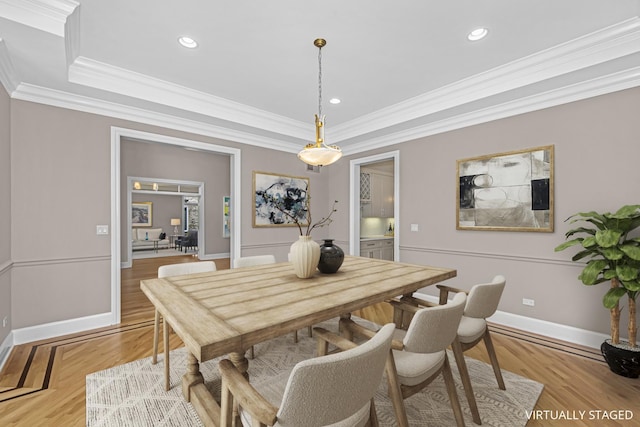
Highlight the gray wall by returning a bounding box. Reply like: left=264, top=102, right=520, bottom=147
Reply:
left=4, top=86, right=640, bottom=342
left=0, top=84, right=10, bottom=343
left=7, top=99, right=323, bottom=330
left=328, top=87, right=640, bottom=339
left=121, top=139, right=231, bottom=262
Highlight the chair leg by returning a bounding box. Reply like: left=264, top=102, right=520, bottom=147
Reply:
left=441, top=355, right=466, bottom=427
left=384, top=351, right=409, bottom=427
left=369, top=397, right=380, bottom=427
left=249, top=345, right=255, bottom=359
left=452, top=338, right=481, bottom=425
left=152, top=309, right=160, bottom=364
left=483, top=331, right=506, bottom=390
left=220, top=377, right=234, bottom=427
left=308, top=325, right=313, bottom=337
left=164, top=318, right=170, bottom=391
left=293, top=330, right=298, bottom=343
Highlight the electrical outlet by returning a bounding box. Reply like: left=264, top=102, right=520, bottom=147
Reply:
left=2, top=316, right=7, bottom=328
left=96, top=225, right=109, bottom=235
left=522, top=298, right=535, bottom=307
left=410, top=224, right=419, bottom=232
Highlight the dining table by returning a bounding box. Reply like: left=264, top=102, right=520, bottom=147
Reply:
left=140, top=255, right=456, bottom=426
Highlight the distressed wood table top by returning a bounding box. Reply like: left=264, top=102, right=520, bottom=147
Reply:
left=140, top=256, right=457, bottom=363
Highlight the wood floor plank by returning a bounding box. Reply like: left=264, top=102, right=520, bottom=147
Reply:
left=1, top=255, right=639, bottom=426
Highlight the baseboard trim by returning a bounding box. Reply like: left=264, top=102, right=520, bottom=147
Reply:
left=11, top=312, right=114, bottom=345
left=413, top=291, right=608, bottom=350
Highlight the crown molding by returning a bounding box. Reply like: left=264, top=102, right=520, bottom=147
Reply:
left=343, top=65, right=640, bottom=156
left=64, top=1, right=79, bottom=66
left=0, top=38, right=19, bottom=94
left=331, top=17, right=640, bottom=144
left=12, top=83, right=301, bottom=153
left=0, top=0, right=78, bottom=37
left=68, top=56, right=311, bottom=140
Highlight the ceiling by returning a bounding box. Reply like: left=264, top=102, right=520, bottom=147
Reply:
left=1, top=0, right=640, bottom=156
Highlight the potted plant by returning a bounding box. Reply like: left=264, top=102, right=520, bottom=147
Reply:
left=555, top=204, right=640, bottom=378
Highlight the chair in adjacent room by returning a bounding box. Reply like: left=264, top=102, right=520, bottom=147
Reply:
left=340, top=292, right=468, bottom=427
left=437, top=275, right=507, bottom=392
left=181, top=229, right=198, bottom=252
left=153, top=261, right=217, bottom=390
left=218, top=323, right=396, bottom=427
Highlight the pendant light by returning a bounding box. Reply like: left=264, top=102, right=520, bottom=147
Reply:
left=297, top=38, right=342, bottom=167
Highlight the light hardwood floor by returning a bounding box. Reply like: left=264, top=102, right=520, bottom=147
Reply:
left=1, top=256, right=639, bottom=426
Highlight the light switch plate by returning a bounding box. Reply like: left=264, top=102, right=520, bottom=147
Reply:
left=410, top=224, right=419, bottom=232
left=96, top=225, right=109, bottom=235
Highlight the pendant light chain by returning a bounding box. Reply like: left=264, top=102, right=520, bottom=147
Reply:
left=318, top=45, right=323, bottom=118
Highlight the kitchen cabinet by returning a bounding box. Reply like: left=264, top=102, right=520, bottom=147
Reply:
left=360, top=238, right=394, bottom=261
left=361, top=171, right=394, bottom=218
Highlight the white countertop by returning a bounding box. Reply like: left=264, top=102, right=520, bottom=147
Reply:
left=360, top=235, right=394, bottom=241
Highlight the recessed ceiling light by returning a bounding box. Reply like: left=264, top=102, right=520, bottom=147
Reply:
left=467, top=28, right=488, bottom=41
left=178, top=36, right=198, bottom=49
left=329, top=98, right=341, bottom=104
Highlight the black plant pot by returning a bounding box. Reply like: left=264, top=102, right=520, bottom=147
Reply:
left=601, top=340, right=640, bottom=378
left=317, top=239, right=344, bottom=274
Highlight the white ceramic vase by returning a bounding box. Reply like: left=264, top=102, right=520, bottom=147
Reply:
left=290, top=235, right=320, bottom=279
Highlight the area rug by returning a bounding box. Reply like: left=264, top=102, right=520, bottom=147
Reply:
left=87, top=318, right=543, bottom=427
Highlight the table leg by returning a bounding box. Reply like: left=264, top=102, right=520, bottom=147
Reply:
left=182, top=352, right=204, bottom=402
left=227, top=352, right=249, bottom=427
left=339, top=313, right=352, bottom=339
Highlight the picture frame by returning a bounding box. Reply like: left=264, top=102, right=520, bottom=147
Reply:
left=132, top=202, right=152, bottom=227
left=456, top=145, right=554, bottom=232
left=223, top=196, right=230, bottom=238
left=253, top=171, right=310, bottom=228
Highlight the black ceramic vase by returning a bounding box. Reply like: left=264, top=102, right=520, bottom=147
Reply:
left=317, top=239, right=344, bottom=274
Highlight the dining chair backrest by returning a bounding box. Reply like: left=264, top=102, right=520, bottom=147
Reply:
left=402, top=292, right=467, bottom=354
left=158, top=261, right=216, bottom=278
left=275, top=323, right=395, bottom=426
left=234, top=255, right=276, bottom=268
left=464, top=275, right=506, bottom=319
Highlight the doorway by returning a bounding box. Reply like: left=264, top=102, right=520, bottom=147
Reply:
left=126, top=176, right=205, bottom=263
left=349, top=151, right=400, bottom=260
left=110, top=127, right=241, bottom=325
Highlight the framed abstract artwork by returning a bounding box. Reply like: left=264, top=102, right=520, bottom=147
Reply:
left=132, top=202, right=152, bottom=227
left=457, top=145, right=554, bottom=232
left=252, top=171, right=310, bottom=228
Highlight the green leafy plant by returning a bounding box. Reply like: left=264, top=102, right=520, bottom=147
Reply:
left=555, top=205, right=640, bottom=348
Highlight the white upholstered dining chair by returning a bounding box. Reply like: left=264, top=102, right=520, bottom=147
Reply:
left=218, top=323, right=396, bottom=427
left=437, top=275, right=507, bottom=391
left=153, top=261, right=217, bottom=390
left=234, top=255, right=276, bottom=268
left=341, top=292, right=468, bottom=427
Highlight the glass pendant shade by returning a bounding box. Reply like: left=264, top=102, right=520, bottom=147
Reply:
left=298, top=145, right=342, bottom=166
left=298, top=114, right=342, bottom=166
